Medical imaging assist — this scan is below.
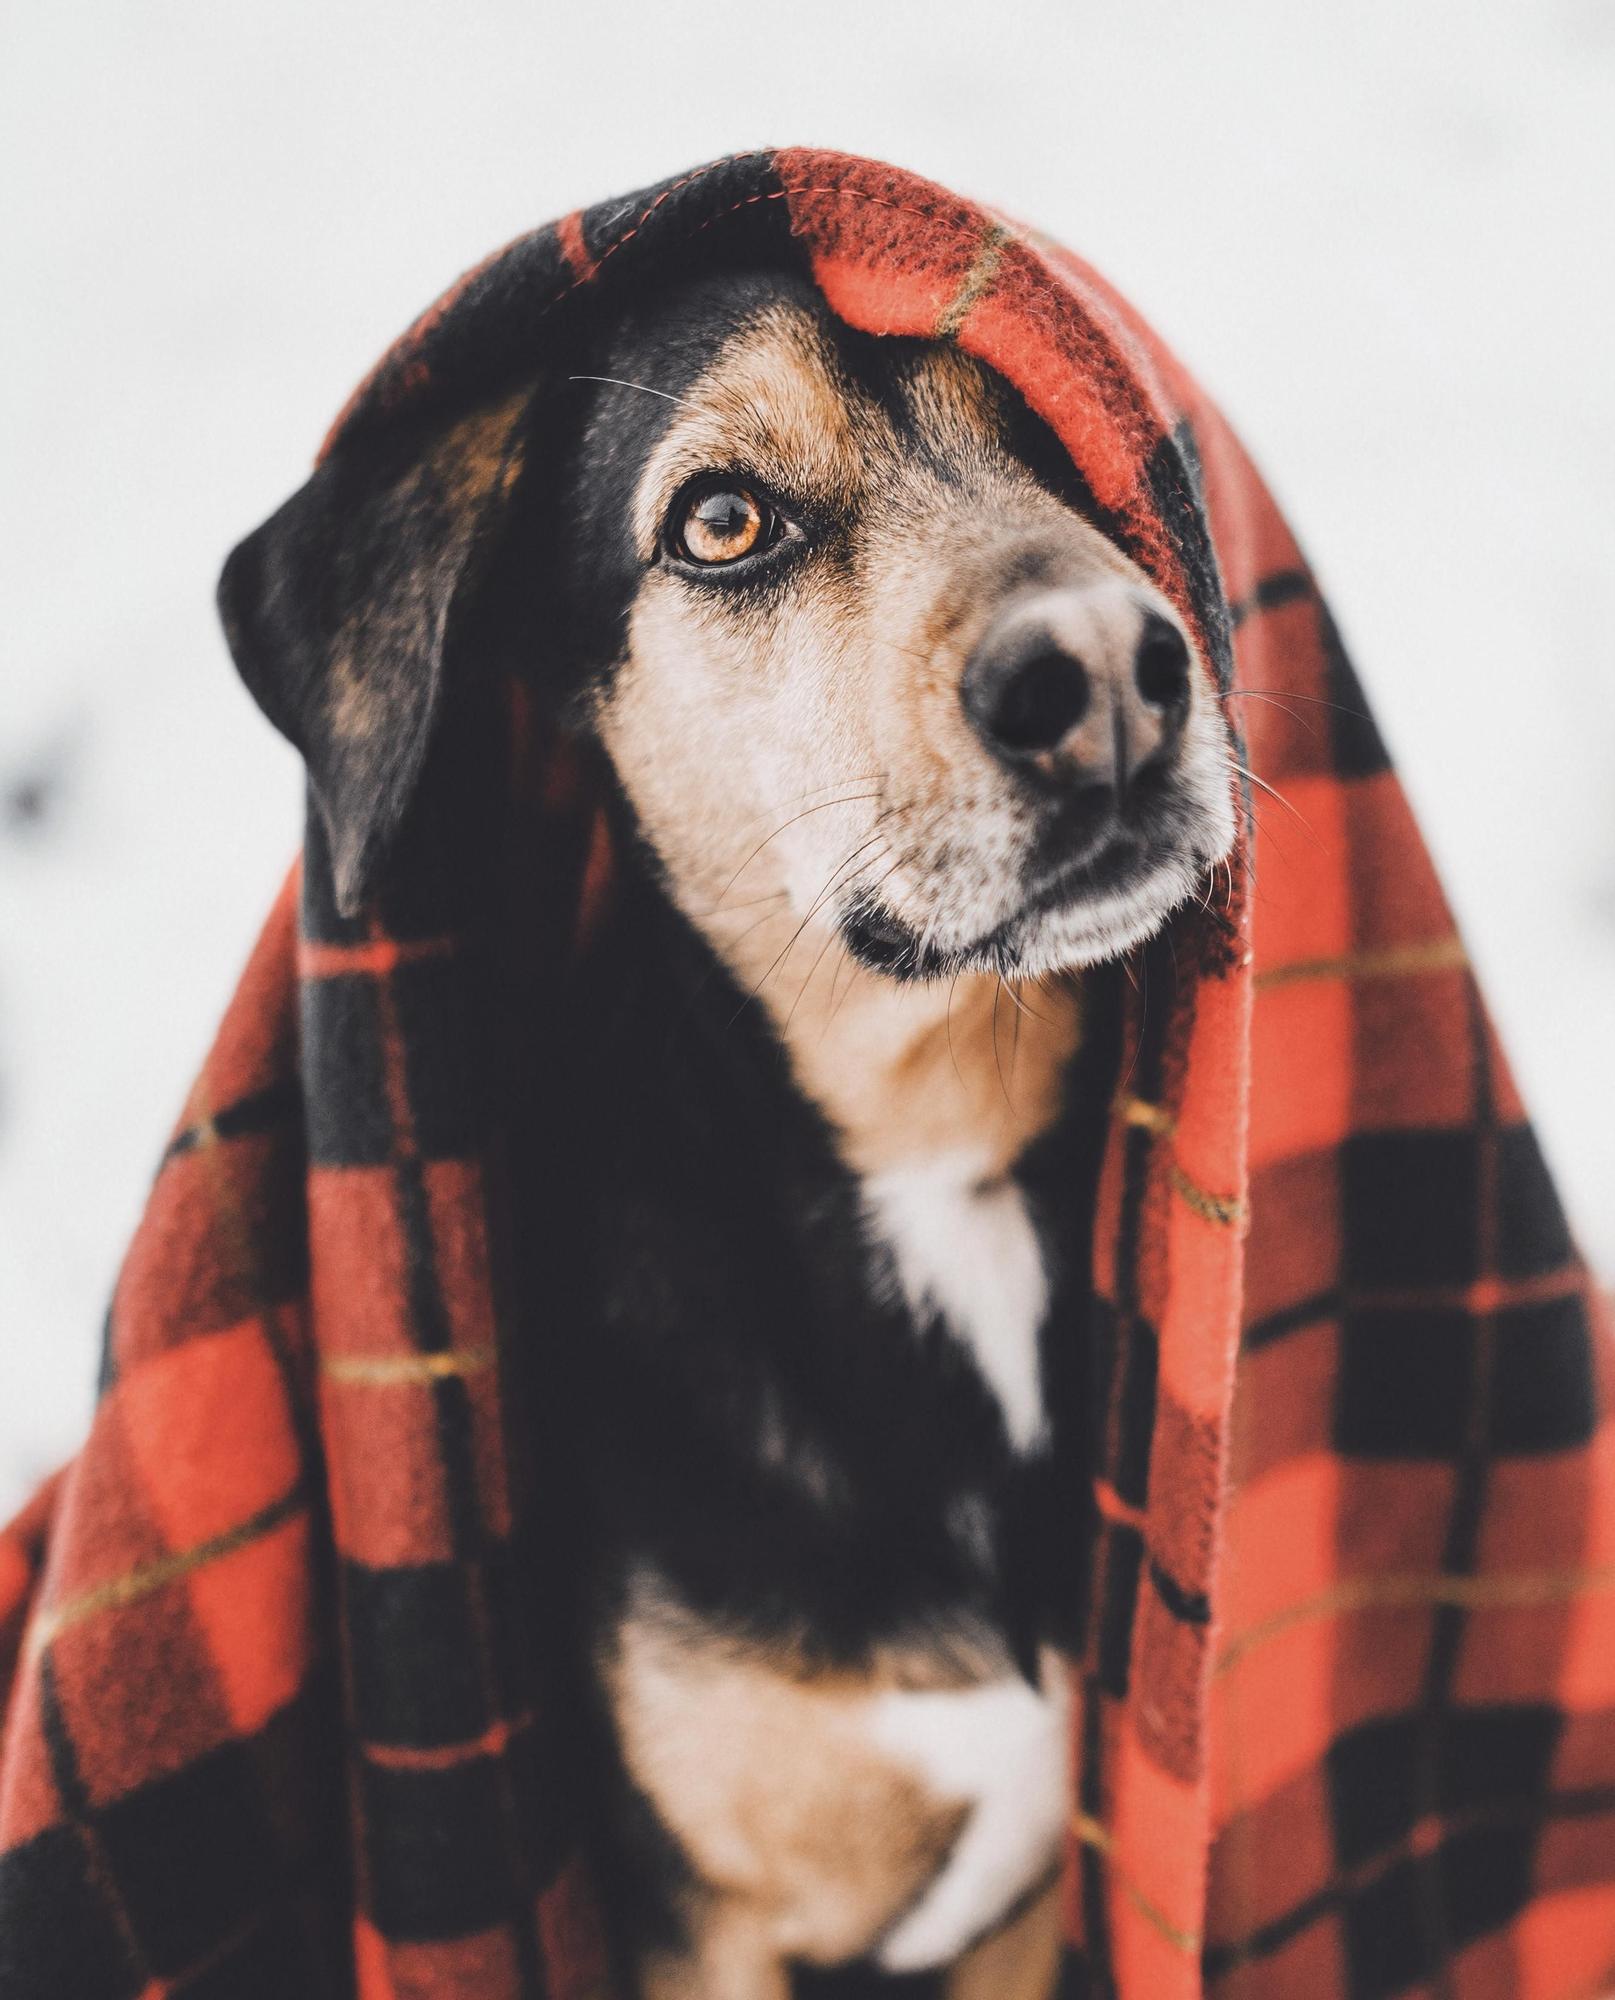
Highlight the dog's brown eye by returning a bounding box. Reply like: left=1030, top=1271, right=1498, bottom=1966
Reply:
left=675, top=485, right=771, bottom=565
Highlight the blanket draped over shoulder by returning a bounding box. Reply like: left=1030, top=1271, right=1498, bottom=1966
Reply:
left=2, top=150, right=1611, bottom=2000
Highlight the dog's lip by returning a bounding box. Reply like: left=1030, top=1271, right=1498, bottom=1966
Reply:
left=843, top=903, right=911, bottom=950
left=1018, top=824, right=1141, bottom=912
left=838, top=823, right=1184, bottom=979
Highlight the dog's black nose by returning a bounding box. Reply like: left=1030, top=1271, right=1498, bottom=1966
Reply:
left=960, top=594, right=1191, bottom=797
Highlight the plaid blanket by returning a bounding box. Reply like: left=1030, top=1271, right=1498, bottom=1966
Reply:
left=2, top=149, right=1611, bottom=2000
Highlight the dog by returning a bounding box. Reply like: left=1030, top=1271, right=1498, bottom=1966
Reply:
left=231, top=262, right=1238, bottom=1997
left=505, top=265, right=1239, bottom=1998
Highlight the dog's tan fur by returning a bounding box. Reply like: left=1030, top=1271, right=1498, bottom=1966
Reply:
left=610, top=1596, right=976, bottom=1990
left=609, top=1590, right=1063, bottom=1998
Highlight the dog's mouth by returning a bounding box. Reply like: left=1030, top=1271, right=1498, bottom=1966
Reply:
left=837, top=813, right=1213, bottom=983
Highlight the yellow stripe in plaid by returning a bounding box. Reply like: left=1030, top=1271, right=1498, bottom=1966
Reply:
left=1215, top=1559, right=1615, bottom=1676
left=1117, top=1096, right=1246, bottom=1227
left=936, top=221, right=1014, bottom=339
left=1255, top=934, right=1467, bottom=991
left=320, top=1345, right=496, bottom=1385
left=1071, top=1810, right=1203, bottom=1954
left=27, top=1488, right=305, bottom=1659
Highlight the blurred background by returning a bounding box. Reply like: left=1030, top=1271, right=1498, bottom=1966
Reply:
left=3, top=1, right=1612, bottom=1512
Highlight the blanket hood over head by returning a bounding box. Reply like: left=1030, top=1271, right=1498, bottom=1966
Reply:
left=2, top=149, right=1612, bottom=2000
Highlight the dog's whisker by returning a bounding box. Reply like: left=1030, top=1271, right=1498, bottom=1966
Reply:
left=784, top=911, right=851, bottom=1035
left=701, top=885, right=791, bottom=916
left=731, top=774, right=884, bottom=834
left=712, top=791, right=884, bottom=908
left=732, top=834, right=889, bottom=1027
left=1217, top=689, right=1320, bottom=737
left=1118, top=946, right=1153, bottom=1093
left=1220, top=686, right=1369, bottom=721
left=819, top=946, right=853, bottom=1044
left=566, top=373, right=701, bottom=411
left=995, top=978, right=1038, bottom=1029
left=729, top=900, right=797, bottom=950
left=990, top=976, right=1012, bottom=1108
left=1230, top=761, right=1323, bottom=847
left=1009, top=976, right=1024, bottom=1078
left=945, top=971, right=966, bottom=1091
left=823, top=953, right=867, bottom=1036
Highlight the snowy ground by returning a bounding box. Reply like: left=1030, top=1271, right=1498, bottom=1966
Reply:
left=3, top=0, right=1612, bottom=1513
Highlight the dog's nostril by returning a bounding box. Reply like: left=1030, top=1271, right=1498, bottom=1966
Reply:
left=963, top=644, right=1095, bottom=760
left=986, top=650, right=1090, bottom=754
left=1134, top=615, right=1191, bottom=711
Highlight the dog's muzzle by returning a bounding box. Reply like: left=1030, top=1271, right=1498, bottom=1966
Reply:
left=840, top=577, right=1228, bottom=980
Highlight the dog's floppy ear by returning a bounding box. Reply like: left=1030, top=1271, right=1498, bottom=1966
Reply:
left=218, top=388, right=531, bottom=917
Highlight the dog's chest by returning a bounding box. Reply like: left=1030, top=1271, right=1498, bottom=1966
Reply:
left=860, top=1153, right=1049, bottom=1453
left=610, top=1602, right=1071, bottom=1972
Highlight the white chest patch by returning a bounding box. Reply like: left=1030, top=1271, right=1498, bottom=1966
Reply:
left=866, top=1667, right=1070, bottom=1970
left=862, top=1152, right=1049, bottom=1452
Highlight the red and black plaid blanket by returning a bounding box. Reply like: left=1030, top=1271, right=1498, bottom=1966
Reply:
left=2, top=150, right=1611, bottom=2000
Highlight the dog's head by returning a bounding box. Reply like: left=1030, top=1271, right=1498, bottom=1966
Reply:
left=222, top=266, right=1235, bottom=984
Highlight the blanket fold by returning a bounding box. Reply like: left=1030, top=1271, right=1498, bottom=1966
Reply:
left=2, top=149, right=1610, bottom=2000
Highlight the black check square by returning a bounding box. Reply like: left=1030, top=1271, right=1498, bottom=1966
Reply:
left=1096, top=1521, right=1145, bottom=1696
left=1322, top=612, right=1390, bottom=777
left=1490, top=1294, right=1595, bottom=1455
left=1336, top=1306, right=1472, bottom=1459
left=1145, top=422, right=1234, bottom=691
left=300, top=974, right=391, bottom=1166
left=1329, top=1705, right=1560, bottom=1861
left=1342, top=1132, right=1479, bottom=1290
left=94, top=1738, right=278, bottom=1976
left=578, top=152, right=790, bottom=272
left=1339, top=1854, right=1432, bottom=2000
left=1328, top=1702, right=1559, bottom=1985
left=1111, top=1319, right=1159, bottom=1511
left=171, top=1909, right=335, bottom=2000
left=393, top=957, right=486, bottom=1160
left=0, top=1825, right=145, bottom=1999
left=504, top=1714, right=579, bottom=1891
left=1496, top=1125, right=1575, bottom=1280
left=1439, top=1821, right=1538, bottom=1954
left=1439, top=1704, right=1561, bottom=1813
left=360, top=1752, right=517, bottom=1941
left=1086, top=1299, right=1158, bottom=1509
left=346, top=1559, right=489, bottom=1749
left=1327, top=1712, right=1418, bottom=1867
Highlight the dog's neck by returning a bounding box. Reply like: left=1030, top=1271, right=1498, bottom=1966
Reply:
left=697, top=897, right=1082, bottom=1456
left=703, top=899, right=1084, bottom=1187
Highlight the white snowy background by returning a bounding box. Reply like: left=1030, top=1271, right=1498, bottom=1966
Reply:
left=3, top=0, right=1613, bottom=1513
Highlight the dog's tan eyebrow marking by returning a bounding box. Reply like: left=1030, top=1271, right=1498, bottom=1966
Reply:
left=629, top=304, right=870, bottom=558
left=898, top=348, right=1008, bottom=471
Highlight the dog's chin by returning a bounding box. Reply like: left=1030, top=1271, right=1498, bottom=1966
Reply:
left=838, top=836, right=1217, bottom=984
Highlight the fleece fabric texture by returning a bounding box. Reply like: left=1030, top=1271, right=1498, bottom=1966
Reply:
left=1, top=149, right=1612, bottom=2000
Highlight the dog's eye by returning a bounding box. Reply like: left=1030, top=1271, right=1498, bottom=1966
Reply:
left=672, top=483, right=777, bottom=566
